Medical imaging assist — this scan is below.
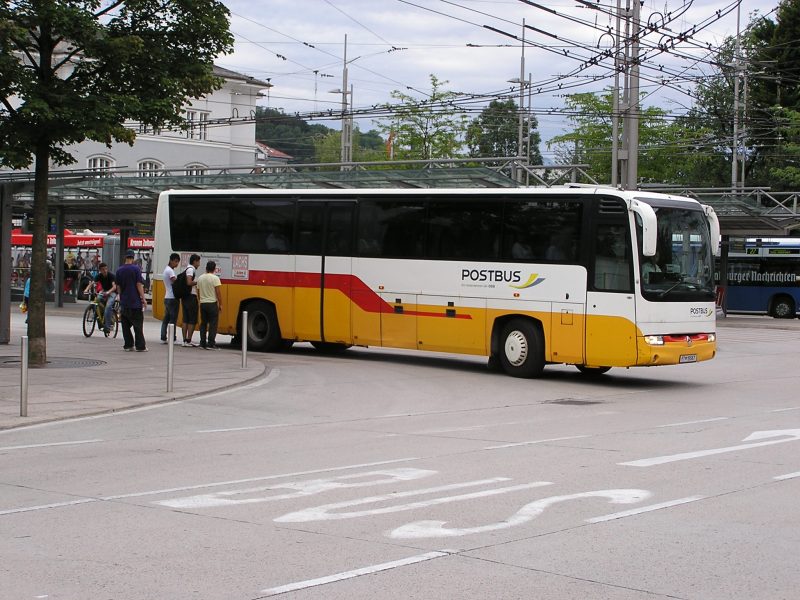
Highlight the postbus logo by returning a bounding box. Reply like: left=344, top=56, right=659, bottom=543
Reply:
left=689, top=306, right=714, bottom=317
left=460, top=269, right=544, bottom=289
left=510, top=273, right=545, bottom=289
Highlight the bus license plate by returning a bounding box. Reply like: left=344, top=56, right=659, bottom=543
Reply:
left=679, top=354, right=697, bottom=363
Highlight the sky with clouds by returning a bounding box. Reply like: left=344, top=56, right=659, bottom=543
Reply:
left=215, top=0, right=769, bottom=156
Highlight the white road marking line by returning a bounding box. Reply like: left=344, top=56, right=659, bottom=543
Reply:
left=260, top=551, right=450, bottom=596
left=586, top=496, right=705, bottom=523
left=769, top=407, right=800, bottom=413
left=0, top=498, right=96, bottom=516
left=196, top=424, right=288, bottom=433
left=620, top=429, right=800, bottom=467
left=275, top=480, right=552, bottom=523
left=656, top=417, right=728, bottom=428
left=0, top=439, right=102, bottom=451
left=774, top=471, right=800, bottom=481
left=413, top=421, right=525, bottom=435
left=484, top=435, right=589, bottom=450
left=0, top=457, right=419, bottom=516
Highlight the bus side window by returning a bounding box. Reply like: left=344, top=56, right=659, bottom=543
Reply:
left=594, top=223, right=632, bottom=292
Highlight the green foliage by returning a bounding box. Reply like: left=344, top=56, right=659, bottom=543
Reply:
left=255, top=107, right=329, bottom=163
left=377, top=74, right=467, bottom=160
left=313, top=128, right=387, bottom=165
left=547, top=90, right=727, bottom=185
left=466, top=98, right=543, bottom=165
left=768, top=108, right=800, bottom=187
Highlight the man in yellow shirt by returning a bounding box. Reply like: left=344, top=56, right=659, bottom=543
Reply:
left=196, top=260, right=223, bottom=350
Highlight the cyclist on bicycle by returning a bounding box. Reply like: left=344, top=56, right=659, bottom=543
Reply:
left=83, top=262, right=117, bottom=334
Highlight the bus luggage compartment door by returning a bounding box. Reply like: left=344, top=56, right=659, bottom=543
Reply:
left=417, top=295, right=486, bottom=355
left=380, top=292, right=417, bottom=350
left=584, top=292, right=637, bottom=366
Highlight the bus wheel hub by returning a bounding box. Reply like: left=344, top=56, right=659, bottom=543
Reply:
left=505, top=330, right=528, bottom=366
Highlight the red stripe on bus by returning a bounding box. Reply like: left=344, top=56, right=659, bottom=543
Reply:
left=227, top=270, right=472, bottom=320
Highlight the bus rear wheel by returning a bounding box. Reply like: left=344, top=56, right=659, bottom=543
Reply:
left=576, top=365, right=611, bottom=376
left=499, top=319, right=544, bottom=378
left=771, top=295, right=795, bottom=319
left=243, top=301, right=282, bottom=351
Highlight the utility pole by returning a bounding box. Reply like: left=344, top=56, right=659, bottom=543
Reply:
left=625, top=0, right=641, bottom=190
left=517, top=19, right=526, bottom=183
left=611, top=0, right=623, bottom=187
left=731, top=1, right=741, bottom=193
left=340, top=34, right=352, bottom=169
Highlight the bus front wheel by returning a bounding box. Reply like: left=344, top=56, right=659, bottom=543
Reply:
left=499, top=319, right=545, bottom=378
left=243, top=301, right=281, bottom=351
left=771, top=295, right=795, bottom=319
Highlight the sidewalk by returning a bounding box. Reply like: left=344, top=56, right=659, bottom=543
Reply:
left=0, top=302, right=267, bottom=430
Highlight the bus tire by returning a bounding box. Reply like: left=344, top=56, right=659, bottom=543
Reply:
left=243, top=301, right=281, bottom=351
left=499, top=319, right=545, bottom=378
left=576, top=365, right=611, bottom=376
left=770, top=295, right=795, bottom=319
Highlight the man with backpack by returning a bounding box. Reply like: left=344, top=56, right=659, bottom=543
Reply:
left=178, top=254, right=201, bottom=347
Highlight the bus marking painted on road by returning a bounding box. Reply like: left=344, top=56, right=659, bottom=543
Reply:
left=586, top=496, right=705, bottom=523
left=275, top=480, right=552, bottom=523
left=0, top=458, right=420, bottom=517
left=389, top=489, right=650, bottom=539
left=260, top=551, right=450, bottom=596
left=620, top=429, right=800, bottom=467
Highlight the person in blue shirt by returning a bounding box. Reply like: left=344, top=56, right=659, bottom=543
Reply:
left=115, top=250, right=148, bottom=352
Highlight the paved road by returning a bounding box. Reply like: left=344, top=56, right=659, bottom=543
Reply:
left=1, top=317, right=799, bottom=599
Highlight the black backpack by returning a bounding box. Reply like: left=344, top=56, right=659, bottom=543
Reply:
left=172, top=269, right=190, bottom=299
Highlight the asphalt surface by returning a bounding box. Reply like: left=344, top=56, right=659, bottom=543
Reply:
left=0, top=301, right=266, bottom=430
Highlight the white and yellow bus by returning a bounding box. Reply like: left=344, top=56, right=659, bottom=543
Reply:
left=152, top=186, right=720, bottom=377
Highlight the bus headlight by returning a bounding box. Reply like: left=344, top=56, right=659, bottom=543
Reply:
left=644, top=335, right=665, bottom=346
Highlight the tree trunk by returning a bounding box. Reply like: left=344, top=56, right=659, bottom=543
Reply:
left=28, top=141, right=50, bottom=366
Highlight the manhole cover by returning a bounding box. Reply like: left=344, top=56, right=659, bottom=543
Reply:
left=0, top=356, right=107, bottom=369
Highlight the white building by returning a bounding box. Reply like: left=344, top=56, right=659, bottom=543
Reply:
left=4, top=65, right=271, bottom=177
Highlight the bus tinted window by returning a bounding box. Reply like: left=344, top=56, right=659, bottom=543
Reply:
left=358, top=199, right=426, bottom=258
left=169, top=196, right=294, bottom=253
left=427, top=200, right=501, bottom=260
left=502, top=199, right=582, bottom=262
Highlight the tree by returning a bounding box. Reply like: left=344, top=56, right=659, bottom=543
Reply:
left=377, top=74, right=467, bottom=161
left=0, top=0, right=233, bottom=365
left=255, top=107, right=331, bottom=163
left=313, top=127, right=387, bottom=165
left=547, top=90, right=715, bottom=185
left=466, top=98, right=543, bottom=165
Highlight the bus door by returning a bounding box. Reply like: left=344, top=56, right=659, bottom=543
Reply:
left=585, top=207, right=638, bottom=366
left=294, top=201, right=355, bottom=344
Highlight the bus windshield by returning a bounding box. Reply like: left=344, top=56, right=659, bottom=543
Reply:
left=637, top=202, right=715, bottom=302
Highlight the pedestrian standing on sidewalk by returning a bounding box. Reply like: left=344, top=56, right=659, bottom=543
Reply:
left=197, top=260, right=222, bottom=349
left=116, top=249, right=148, bottom=352
left=160, top=253, right=180, bottom=344
left=181, top=254, right=201, bottom=347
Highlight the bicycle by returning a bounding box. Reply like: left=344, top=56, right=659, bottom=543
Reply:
left=82, top=290, right=120, bottom=338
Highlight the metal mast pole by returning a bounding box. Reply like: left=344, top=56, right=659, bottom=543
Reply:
left=731, top=2, right=741, bottom=192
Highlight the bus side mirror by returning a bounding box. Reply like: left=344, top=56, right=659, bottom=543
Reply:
left=701, top=204, right=721, bottom=257
left=630, top=200, right=657, bottom=257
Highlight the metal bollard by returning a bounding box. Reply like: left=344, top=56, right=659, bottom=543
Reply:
left=241, top=310, right=248, bottom=369
left=20, top=336, right=28, bottom=417
left=166, top=323, right=175, bottom=392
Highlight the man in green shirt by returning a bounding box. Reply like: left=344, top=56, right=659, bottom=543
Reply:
left=196, top=260, right=222, bottom=350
